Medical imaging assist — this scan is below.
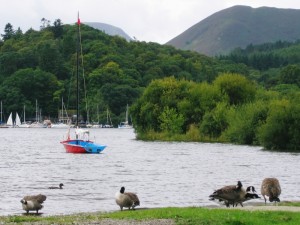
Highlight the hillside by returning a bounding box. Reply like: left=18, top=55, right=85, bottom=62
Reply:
left=166, top=5, right=300, bottom=56
left=84, top=22, right=132, bottom=41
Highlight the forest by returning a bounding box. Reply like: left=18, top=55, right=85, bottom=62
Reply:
left=0, top=20, right=299, bottom=151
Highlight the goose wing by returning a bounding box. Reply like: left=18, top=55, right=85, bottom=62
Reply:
left=124, top=192, right=140, bottom=205
left=23, top=194, right=47, bottom=203
left=210, top=185, right=243, bottom=201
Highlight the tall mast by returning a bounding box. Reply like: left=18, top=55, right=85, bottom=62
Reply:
left=76, top=12, right=80, bottom=128
left=0, top=101, right=2, bottom=123
left=23, top=105, right=26, bottom=123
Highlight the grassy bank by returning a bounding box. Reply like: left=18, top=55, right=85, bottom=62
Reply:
left=1, top=204, right=300, bottom=225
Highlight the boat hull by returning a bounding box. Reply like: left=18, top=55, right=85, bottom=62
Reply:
left=60, top=139, right=106, bottom=154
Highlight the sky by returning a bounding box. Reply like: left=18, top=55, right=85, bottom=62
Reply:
left=1, top=0, right=300, bottom=44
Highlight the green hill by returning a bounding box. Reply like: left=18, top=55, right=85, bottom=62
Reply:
left=166, top=5, right=300, bottom=56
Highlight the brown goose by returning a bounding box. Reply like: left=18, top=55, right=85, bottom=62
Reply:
left=261, top=178, right=281, bottom=205
left=48, top=183, right=64, bottom=189
left=20, top=194, right=47, bottom=214
left=209, top=181, right=257, bottom=207
left=115, top=186, right=140, bottom=211
left=224, top=192, right=260, bottom=207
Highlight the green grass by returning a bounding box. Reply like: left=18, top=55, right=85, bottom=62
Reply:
left=279, top=201, right=300, bottom=207
left=1, top=206, right=300, bottom=225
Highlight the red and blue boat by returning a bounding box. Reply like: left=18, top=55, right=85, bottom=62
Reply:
left=60, top=14, right=106, bottom=154
left=61, top=128, right=106, bottom=154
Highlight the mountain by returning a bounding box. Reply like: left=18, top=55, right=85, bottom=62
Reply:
left=84, top=22, right=132, bottom=41
left=166, top=5, right=300, bottom=56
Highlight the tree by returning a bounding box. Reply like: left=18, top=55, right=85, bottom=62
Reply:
left=40, top=18, right=51, bottom=30
left=222, top=101, right=268, bottom=145
left=159, top=106, right=184, bottom=134
left=258, top=99, right=300, bottom=151
left=1, top=23, right=15, bottom=40
left=213, top=73, right=256, bottom=105
left=200, top=102, right=228, bottom=138
left=280, top=64, right=300, bottom=86
left=0, top=68, right=60, bottom=117
left=52, top=19, right=63, bottom=38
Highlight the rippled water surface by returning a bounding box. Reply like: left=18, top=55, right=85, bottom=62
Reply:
left=0, top=128, right=299, bottom=215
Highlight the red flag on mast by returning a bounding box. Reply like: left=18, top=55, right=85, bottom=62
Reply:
left=77, top=12, right=81, bottom=25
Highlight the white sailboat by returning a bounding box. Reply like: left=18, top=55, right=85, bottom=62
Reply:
left=103, top=108, right=113, bottom=128
left=15, top=113, right=21, bottom=127
left=18, top=105, right=30, bottom=128
left=29, top=100, right=46, bottom=128
left=6, top=112, right=13, bottom=127
left=51, top=98, right=70, bottom=128
left=118, top=104, right=133, bottom=129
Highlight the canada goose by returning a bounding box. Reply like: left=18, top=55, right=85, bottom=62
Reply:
left=48, top=183, right=64, bottom=189
left=115, top=186, right=140, bottom=211
left=209, top=181, right=257, bottom=207
left=20, top=194, right=47, bottom=214
left=225, top=192, right=261, bottom=207
left=261, top=178, right=281, bottom=205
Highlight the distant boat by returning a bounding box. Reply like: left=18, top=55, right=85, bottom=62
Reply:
left=51, top=98, right=70, bottom=129
left=18, top=105, right=30, bottom=128
left=15, top=113, right=21, bottom=127
left=103, top=108, right=113, bottom=128
left=29, top=100, right=46, bottom=128
left=60, top=14, right=107, bottom=154
left=6, top=112, right=13, bottom=127
left=118, top=104, right=133, bottom=129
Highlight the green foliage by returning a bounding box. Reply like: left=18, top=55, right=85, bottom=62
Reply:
left=213, top=73, right=256, bottom=105
left=280, top=64, right=300, bottom=86
left=132, top=74, right=300, bottom=151
left=258, top=99, right=300, bottom=151
left=0, top=68, right=59, bottom=116
left=1, top=23, right=15, bottom=41
left=131, top=77, right=191, bottom=133
left=200, top=102, right=228, bottom=138
left=159, top=106, right=184, bottom=134
left=222, top=101, right=268, bottom=145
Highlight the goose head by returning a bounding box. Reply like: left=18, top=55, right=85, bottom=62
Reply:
left=120, top=186, right=125, bottom=193
left=246, top=186, right=256, bottom=192
left=20, top=199, right=27, bottom=204
left=236, top=181, right=243, bottom=190
left=59, top=183, right=64, bottom=189
left=270, top=196, right=280, bottom=202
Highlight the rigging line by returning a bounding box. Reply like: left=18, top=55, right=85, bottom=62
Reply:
left=78, top=23, right=90, bottom=124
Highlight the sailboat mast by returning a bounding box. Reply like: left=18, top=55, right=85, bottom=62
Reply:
left=0, top=101, right=2, bottom=123
left=23, top=105, right=26, bottom=123
left=76, top=13, right=80, bottom=128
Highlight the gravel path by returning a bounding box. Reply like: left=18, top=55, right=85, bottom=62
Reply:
left=1, top=219, right=175, bottom=225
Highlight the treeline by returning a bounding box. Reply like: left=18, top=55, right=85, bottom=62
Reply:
left=0, top=21, right=235, bottom=125
left=131, top=74, right=300, bottom=151
left=218, top=40, right=300, bottom=88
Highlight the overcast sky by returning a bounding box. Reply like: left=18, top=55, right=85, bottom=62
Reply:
left=1, top=0, right=300, bottom=44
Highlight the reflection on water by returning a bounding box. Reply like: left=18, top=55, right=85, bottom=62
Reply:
left=0, top=128, right=299, bottom=215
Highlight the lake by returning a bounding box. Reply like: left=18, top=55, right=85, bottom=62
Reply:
left=0, top=128, right=299, bottom=216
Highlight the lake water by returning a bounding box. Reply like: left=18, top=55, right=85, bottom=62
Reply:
left=0, top=128, right=299, bottom=216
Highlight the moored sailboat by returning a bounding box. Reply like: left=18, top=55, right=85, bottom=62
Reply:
left=6, top=112, right=13, bottom=128
left=18, top=105, right=30, bottom=128
left=118, top=104, right=133, bottom=129
left=60, top=14, right=106, bottom=154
